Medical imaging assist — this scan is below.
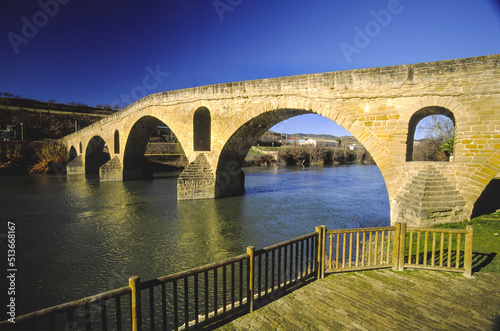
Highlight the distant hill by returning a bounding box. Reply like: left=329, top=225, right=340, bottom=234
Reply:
left=0, top=97, right=116, bottom=115
left=0, top=96, right=116, bottom=140
left=286, top=132, right=358, bottom=143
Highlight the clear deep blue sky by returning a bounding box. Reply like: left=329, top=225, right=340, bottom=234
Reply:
left=1, top=0, right=499, bottom=136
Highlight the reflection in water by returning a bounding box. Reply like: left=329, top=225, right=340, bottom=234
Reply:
left=0, top=165, right=389, bottom=315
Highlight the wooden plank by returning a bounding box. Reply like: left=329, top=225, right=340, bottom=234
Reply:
left=447, top=233, right=452, bottom=268
left=361, top=232, right=366, bottom=267
left=342, top=233, right=346, bottom=268
left=355, top=231, right=360, bottom=267
left=348, top=232, right=353, bottom=268
left=408, top=231, right=413, bottom=265
left=334, top=234, right=338, bottom=269
left=219, top=270, right=500, bottom=331
left=416, top=231, right=421, bottom=266
left=439, top=232, right=445, bottom=267
left=423, top=232, right=429, bottom=266
left=368, top=231, right=373, bottom=267
left=431, top=232, right=436, bottom=267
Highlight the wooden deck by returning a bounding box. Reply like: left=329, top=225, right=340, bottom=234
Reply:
left=217, top=270, right=500, bottom=330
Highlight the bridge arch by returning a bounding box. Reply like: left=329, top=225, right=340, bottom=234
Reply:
left=85, top=136, right=111, bottom=175
left=406, top=106, right=456, bottom=162
left=469, top=149, right=500, bottom=218
left=68, top=146, right=77, bottom=162
left=213, top=105, right=393, bottom=199
left=193, top=107, right=211, bottom=151
left=114, top=130, right=120, bottom=154
left=123, top=115, right=185, bottom=181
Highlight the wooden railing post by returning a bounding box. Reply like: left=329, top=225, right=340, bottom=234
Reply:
left=392, top=222, right=401, bottom=271
left=315, top=226, right=326, bottom=279
left=398, top=223, right=407, bottom=271
left=247, top=246, right=255, bottom=312
left=321, top=226, right=326, bottom=279
left=464, top=225, right=474, bottom=277
left=129, top=276, right=141, bottom=331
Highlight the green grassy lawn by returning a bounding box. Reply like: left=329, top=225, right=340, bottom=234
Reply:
left=432, top=211, right=500, bottom=274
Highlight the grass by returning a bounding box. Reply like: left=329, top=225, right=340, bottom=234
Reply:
left=432, top=211, right=500, bottom=274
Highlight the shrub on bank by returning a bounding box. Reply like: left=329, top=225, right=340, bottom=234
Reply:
left=276, top=145, right=373, bottom=166
left=244, top=154, right=276, bottom=166
left=30, top=140, right=67, bottom=174
left=0, top=141, right=37, bottom=171
left=0, top=140, right=68, bottom=174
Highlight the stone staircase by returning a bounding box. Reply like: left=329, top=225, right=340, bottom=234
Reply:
left=395, top=165, right=466, bottom=226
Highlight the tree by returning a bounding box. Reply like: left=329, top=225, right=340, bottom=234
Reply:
left=440, top=138, right=454, bottom=157
left=96, top=104, right=102, bottom=109
left=414, top=115, right=455, bottom=161
left=113, top=105, right=120, bottom=110
left=103, top=104, right=112, bottom=110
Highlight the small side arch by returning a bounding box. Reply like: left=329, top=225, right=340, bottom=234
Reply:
left=406, top=106, right=456, bottom=162
left=193, top=107, right=211, bottom=151
left=85, top=136, right=111, bottom=175
left=114, top=130, right=120, bottom=154
left=68, top=146, right=77, bottom=162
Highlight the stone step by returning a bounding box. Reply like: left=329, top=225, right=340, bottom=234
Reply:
left=411, top=178, right=450, bottom=186
left=407, top=187, right=459, bottom=196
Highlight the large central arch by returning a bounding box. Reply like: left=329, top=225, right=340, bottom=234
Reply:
left=123, top=115, right=183, bottom=181
left=213, top=107, right=391, bottom=200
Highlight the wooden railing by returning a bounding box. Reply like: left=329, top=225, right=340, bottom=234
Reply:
left=322, top=226, right=398, bottom=273
left=1, top=232, right=319, bottom=331
left=0, top=286, right=132, bottom=330
left=252, top=232, right=319, bottom=305
left=319, top=223, right=473, bottom=278
left=401, top=223, right=474, bottom=277
left=0, top=224, right=473, bottom=330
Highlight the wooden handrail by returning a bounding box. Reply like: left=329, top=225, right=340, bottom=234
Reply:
left=0, top=286, right=130, bottom=327
left=326, top=226, right=396, bottom=234
left=256, top=232, right=317, bottom=255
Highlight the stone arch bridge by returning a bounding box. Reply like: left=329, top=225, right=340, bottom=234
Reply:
left=61, top=55, right=500, bottom=226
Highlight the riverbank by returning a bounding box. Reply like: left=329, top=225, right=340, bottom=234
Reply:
left=244, top=145, right=375, bottom=166
left=0, top=140, right=66, bottom=174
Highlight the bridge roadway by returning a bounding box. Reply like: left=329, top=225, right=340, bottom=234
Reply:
left=217, top=269, right=500, bottom=330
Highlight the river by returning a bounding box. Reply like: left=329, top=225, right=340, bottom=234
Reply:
left=0, top=165, right=389, bottom=316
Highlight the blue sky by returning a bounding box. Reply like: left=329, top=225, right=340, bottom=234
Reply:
left=1, top=0, right=499, bottom=137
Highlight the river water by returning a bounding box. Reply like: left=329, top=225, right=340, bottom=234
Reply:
left=0, top=165, right=389, bottom=315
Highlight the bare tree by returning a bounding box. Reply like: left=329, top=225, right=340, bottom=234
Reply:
left=418, top=115, right=454, bottom=142
left=414, top=115, right=455, bottom=161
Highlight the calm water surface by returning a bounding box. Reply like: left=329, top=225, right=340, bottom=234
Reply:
left=0, top=165, right=389, bottom=315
